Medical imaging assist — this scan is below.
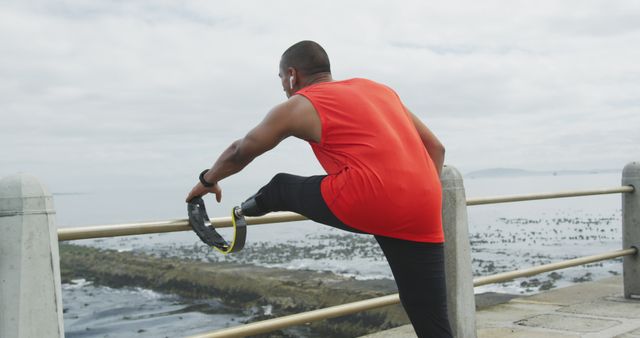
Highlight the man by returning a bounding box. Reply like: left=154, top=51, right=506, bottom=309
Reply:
left=186, top=40, right=452, bottom=337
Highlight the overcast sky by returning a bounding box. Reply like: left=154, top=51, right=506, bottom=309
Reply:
left=1, top=1, right=639, bottom=193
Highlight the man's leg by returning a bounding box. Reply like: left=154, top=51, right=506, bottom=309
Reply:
left=240, top=173, right=364, bottom=233
left=375, top=235, right=453, bottom=338
left=241, top=173, right=453, bottom=336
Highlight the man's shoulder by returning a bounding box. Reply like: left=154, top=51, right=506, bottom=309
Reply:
left=268, top=94, right=320, bottom=143
left=299, top=77, right=383, bottom=88
left=271, top=94, right=316, bottom=119
left=341, top=77, right=380, bottom=86
left=348, top=78, right=396, bottom=92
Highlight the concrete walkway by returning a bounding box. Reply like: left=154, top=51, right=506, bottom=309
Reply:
left=360, top=276, right=640, bottom=338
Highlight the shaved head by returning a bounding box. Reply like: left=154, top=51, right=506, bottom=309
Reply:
left=280, top=40, right=331, bottom=76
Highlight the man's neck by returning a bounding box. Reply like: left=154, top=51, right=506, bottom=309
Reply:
left=302, top=73, right=333, bottom=87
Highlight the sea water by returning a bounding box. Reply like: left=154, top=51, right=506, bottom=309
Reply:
left=56, top=171, right=625, bottom=337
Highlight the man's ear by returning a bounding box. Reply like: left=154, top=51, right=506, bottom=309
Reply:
left=288, top=67, right=297, bottom=83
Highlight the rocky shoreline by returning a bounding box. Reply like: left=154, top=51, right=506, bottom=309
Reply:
left=59, top=243, right=409, bottom=337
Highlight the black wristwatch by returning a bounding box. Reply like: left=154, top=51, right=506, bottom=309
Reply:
left=199, top=169, right=215, bottom=187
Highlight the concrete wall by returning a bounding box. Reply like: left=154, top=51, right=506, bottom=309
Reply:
left=622, top=162, right=640, bottom=299
left=442, top=166, right=477, bottom=338
left=0, top=174, right=64, bottom=338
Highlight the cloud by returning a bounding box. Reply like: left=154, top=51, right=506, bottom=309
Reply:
left=1, top=1, right=639, bottom=192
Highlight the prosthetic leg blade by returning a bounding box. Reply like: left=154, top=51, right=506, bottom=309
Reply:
left=187, top=197, right=228, bottom=250
left=227, top=206, right=247, bottom=253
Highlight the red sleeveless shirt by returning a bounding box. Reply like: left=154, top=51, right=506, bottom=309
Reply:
left=296, top=78, right=444, bottom=243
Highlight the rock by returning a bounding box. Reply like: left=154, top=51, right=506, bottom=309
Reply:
left=59, top=243, right=407, bottom=337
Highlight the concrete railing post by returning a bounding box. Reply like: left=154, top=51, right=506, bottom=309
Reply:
left=441, top=166, right=477, bottom=338
left=622, top=162, right=640, bottom=299
left=0, top=174, right=65, bottom=338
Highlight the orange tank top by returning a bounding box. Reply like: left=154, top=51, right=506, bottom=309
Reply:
left=296, top=78, right=444, bottom=243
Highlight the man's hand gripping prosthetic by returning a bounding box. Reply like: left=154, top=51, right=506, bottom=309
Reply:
left=187, top=193, right=266, bottom=254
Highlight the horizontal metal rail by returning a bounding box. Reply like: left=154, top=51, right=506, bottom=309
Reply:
left=473, top=247, right=637, bottom=286
left=58, top=185, right=634, bottom=241
left=187, top=247, right=637, bottom=338
left=188, top=294, right=400, bottom=338
left=57, top=212, right=306, bottom=241
left=466, top=185, right=634, bottom=206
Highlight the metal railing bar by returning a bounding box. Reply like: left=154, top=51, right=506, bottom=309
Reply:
left=186, top=294, right=400, bottom=338
left=57, top=212, right=306, bottom=241
left=186, top=247, right=637, bottom=338
left=466, top=186, right=634, bottom=206
left=473, top=247, right=637, bottom=286
left=58, top=185, right=634, bottom=241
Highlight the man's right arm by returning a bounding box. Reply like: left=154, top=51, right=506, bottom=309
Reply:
left=405, top=106, right=445, bottom=176
left=185, top=95, right=320, bottom=203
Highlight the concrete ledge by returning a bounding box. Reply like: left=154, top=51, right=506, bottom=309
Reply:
left=360, top=276, right=640, bottom=338
left=358, top=292, right=519, bottom=338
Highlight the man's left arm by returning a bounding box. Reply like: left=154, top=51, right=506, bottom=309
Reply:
left=403, top=105, right=446, bottom=176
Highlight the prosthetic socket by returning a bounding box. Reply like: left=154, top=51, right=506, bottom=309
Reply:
left=236, top=192, right=268, bottom=217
